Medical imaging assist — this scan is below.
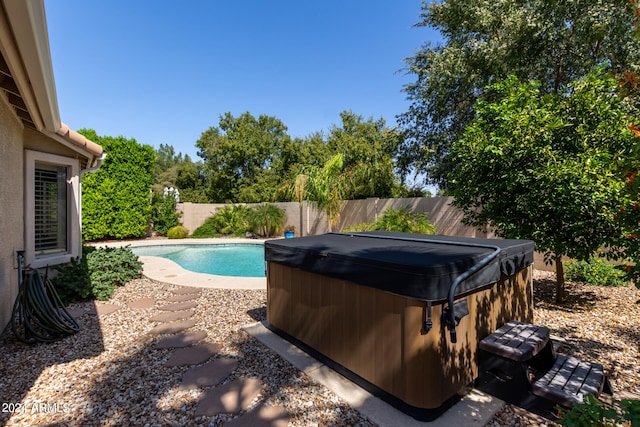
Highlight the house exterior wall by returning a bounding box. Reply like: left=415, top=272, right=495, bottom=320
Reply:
left=0, top=96, right=25, bottom=331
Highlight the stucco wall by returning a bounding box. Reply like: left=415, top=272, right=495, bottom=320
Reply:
left=0, top=96, right=24, bottom=331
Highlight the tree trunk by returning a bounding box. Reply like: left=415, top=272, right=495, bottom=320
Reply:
left=299, top=202, right=303, bottom=237
left=555, top=253, right=565, bottom=304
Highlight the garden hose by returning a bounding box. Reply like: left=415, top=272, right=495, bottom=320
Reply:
left=11, top=261, right=80, bottom=344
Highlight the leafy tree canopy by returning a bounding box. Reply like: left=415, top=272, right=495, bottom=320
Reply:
left=400, top=0, right=640, bottom=187
left=194, top=111, right=406, bottom=203
left=195, top=112, right=294, bottom=203
left=447, top=68, right=639, bottom=301
left=327, top=111, right=403, bottom=199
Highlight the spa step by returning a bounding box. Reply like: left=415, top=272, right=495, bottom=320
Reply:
left=479, top=321, right=551, bottom=362
left=531, top=354, right=606, bottom=407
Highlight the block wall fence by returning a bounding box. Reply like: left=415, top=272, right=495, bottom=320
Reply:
left=176, top=197, right=551, bottom=270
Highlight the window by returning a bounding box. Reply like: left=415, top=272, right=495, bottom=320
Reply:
left=25, top=150, right=80, bottom=268
left=34, top=162, right=68, bottom=256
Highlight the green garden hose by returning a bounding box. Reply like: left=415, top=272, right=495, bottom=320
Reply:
left=11, top=266, right=80, bottom=344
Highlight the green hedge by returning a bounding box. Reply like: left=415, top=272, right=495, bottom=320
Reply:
left=80, top=129, right=155, bottom=241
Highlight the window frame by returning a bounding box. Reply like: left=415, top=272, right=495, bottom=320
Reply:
left=25, top=150, right=81, bottom=268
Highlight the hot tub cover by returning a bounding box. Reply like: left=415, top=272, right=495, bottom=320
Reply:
left=264, top=231, right=534, bottom=301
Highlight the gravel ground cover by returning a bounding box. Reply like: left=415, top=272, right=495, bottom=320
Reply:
left=489, top=270, right=640, bottom=426
left=1, top=270, right=638, bottom=426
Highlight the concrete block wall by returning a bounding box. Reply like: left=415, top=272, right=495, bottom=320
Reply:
left=177, top=197, right=557, bottom=271
left=178, top=197, right=488, bottom=239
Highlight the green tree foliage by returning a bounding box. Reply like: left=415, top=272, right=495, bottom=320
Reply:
left=447, top=69, right=638, bottom=302
left=152, top=143, right=183, bottom=182
left=248, top=203, right=286, bottom=237
left=400, top=0, right=640, bottom=187
left=174, top=160, right=208, bottom=202
left=302, top=154, right=345, bottom=232
left=612, top=3, right=640, bottom=292
left=152, top=144, right=208, bottom=203
left=192, top=204, right=251, bottom=237
left=80, top=130, right=155, bottom=241
left=196, top=112, right=295, bottom=203
left=150, top=192, right=181, bottom=236
left=327, top=111, right=403, bottom=199
left=344, top=207, right=437, bottom=234
left=195, top=111, right=408, bottom=204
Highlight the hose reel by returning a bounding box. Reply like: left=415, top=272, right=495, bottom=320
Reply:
left=10, top=251, right=80, bottom=344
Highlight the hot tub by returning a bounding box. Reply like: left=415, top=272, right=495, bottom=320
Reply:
left=264, top=231, right=535, bottom=420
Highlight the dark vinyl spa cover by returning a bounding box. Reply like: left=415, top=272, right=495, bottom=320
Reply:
left=264, top=231, right=534, bottom=302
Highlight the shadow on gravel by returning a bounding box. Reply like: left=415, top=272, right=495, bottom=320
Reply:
left=533, top=277, right=602, bottom=312
left=0, top=300, right=105, bottom=425
left=0, top=296, right=371, bottom=426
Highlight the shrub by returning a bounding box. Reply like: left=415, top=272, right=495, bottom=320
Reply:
left=167, top=225, right=189, bottom=239
left=557, top=394, right=640, bottom=427
left=192, top=204, right=250, bottom=238
left=52, top=246, right=142, bottom=303
left=51, top=247, right=93, bottom=304
left=191, top=217, right=221, bottom=238
left=248, top=203, right=286, bottom=237
left=151, top=192, right=181, bottom=235
left=565, top=256, right=630, bottom=287
left=343, top=222, right=376, bottom=232
left=343, top=207, right=437, bottom=234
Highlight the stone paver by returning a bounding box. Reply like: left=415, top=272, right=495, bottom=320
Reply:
left=128, top=297, right=156, bottom=309
left=155, top=331, right=207, bottom=349
left=88, top=302, right=122, bottom=315
left=158, top=301, right=198, bottom=312
left=149, top=310, right=194, bottom=323
left=180, top=358, right=238, bottom=389
left=165, top=342, right=222, bottom=367
left=148, top=320, right=196, bottom=335
left=223, top=405, right=290, bottom=427
left=194, top=377, right=263, bottom=417
left=166, top=293, right=201, bottom=302
left=171, top=287, right=202, bottom=295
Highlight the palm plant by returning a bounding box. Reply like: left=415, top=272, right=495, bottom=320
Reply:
left=211, top=204, right=250, bottom=236
left=303, top=154, right=345, bottom=232
left=293, top=173, right=307, bottom=236
left=249, top=203, right=286, bottom=237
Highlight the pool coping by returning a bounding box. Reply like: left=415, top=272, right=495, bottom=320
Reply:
left=97, top=238, right=267, bottom=289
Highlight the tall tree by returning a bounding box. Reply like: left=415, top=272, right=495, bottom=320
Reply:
left=447, top=69, right=638, bottom=302
left=327, top=111, right=403, bottom=199
left=196, top=112, right=292, bottom=203
left=152, top=143, right=182, bottom=181
left=399, top=0, right=640, bottom=187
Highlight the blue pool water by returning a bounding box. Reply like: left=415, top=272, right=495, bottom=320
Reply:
left=131, top=244, right=266, bottom=277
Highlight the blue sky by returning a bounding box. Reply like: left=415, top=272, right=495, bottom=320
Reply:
left=44, top=1, right=440, bottom=161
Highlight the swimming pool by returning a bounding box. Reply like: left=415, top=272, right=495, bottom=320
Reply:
left=131, top=244, right=266, bottom=278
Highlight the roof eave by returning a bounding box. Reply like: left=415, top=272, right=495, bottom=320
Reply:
left=2, top=0, right=58, bottom=131
left=1, top=0, right=102, bottom=162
